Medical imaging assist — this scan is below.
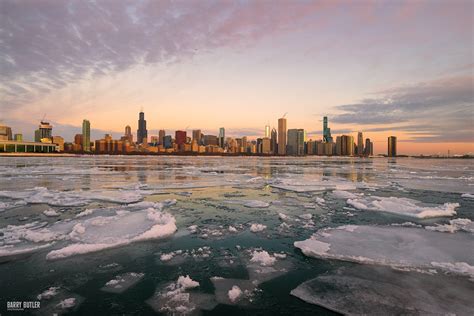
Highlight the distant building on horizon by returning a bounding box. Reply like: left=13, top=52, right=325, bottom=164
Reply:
left=278, top=117, right=287, bottom=155
left=357, top=132, right=364, bottom=156
left=125, top=125, right=133, bottom=143
left=34, top=121, right=53, bottom=142
left=0, top=125, right=13, bottom=141
left=365, top=138, right=373, bottom=156
left=192, top=129, right=202, bottom=145
left=163, top=135, right=172, bottom=149
left=265, top=125, right=270, bottom=138
left=323, top=116, right=333, bottom=143
left=270, top=128, right=277, bottom=154
left=388, top=136, right=397, bottom=157
left=287, top=129, right=305, bottom=156
left=52, top=135, right=64, bottom=152
left=82, top=119, right=91, bottom=152
left=137, top=111, right=148, bottom=144
left=219, top=128, right=225, bottom=148
left=336, top=135, right=354, bottom=156
left=175, top=130, right=187, bottom=146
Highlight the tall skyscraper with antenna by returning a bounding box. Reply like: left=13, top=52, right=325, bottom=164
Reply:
left=137, top=111, right=147, bottom=144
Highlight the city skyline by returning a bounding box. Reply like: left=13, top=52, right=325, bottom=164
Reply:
left=0, top=110, right=472, bottom=156
left=1, top=1, right=473, bottom=155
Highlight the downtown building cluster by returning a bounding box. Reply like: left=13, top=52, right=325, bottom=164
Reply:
left=0, top=112, right=398, bottom=156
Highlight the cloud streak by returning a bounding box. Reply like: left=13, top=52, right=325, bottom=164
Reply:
left=0, top=0, right=334, bottom=115
left=332, top=75, right=474, bottom=142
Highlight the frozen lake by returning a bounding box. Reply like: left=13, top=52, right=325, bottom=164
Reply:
left=0, top=156, right=473, bottom=315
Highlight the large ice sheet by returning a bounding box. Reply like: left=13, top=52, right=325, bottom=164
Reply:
left=0, top=201, right=177, bottom=260
left=294, top=225, right=474, bottom=278
left=0, top=186, right=165, bottom=207
left=346, top=196, right=459, bottom=218
left=291, top=265, right=474, bottom=315
left=46, top=206, right=176, bottom=260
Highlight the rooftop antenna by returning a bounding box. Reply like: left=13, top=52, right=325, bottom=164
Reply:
left=282, top=112, right=287, bottom=118
left=140, top=106, right=144, bottom=113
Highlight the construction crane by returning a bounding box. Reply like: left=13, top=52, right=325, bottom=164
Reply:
left=39, top=113, right=47, bottom=123
left=282, top=112, right=287, bottom=119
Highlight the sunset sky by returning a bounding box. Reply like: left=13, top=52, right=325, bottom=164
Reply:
left=1, top=0, right=473, bottom=155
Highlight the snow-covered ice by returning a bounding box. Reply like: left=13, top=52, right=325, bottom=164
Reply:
left=37, top=286, right=60, bottom=300
left=291, top=265, right=474, bottom=315
left=250, top=250, right=276, bottom=266
left=294, top=225, right=474, bottom=278
left=102, top=272, right=145, bottom=293
left=425, top=218, right=474, bottom=233
left=0, top=200, right=178, bottom=260
left=228, top=285, right=243, bottom=303
left=146, top=275, right=217, bottom=315
left=346, top=196, right=459, bottom=218
left=249, top=223, right=267, bottom=233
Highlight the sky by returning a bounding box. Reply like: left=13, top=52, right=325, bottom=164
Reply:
left=0, top=0, right=473, bottom=155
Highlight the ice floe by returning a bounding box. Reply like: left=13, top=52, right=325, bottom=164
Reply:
left=56, top=298, right=76, bottom=309
left=46, top=207, right=176, bottom=260
left=294, top=225, right=474, bottom=279
left=270, top=177, right=358, bottom=193
left=331, top=190, right=359, bottom=199
left=0, top=200, right=177, bottom=260
left=146, top=275, right=217, bottom=315
left=37, top=286, right=60, bottom=300
left=211, top=277, right=257, bottom=306
left=243, top=200, right=270, bottom=208
left=228, top=285, right=243, bottom=303
left=250, top=250, right=276, bottom=266
left=0, top=186, right=166, bottom=207
left=346, top=196, right=459, bottom=218
left=291, top=265, right=474, bottom=315
left=249, top=223, right=267, bottom=233
left=157, top=247, right=212, bottom=265
left=425, top=218, right=474, bottom=233
left=102, top=272, right=145, bottom=293
left=43, top=209, right=60, bottom=217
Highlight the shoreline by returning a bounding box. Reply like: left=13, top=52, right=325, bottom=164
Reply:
left=0, top=153, right=471, bottom=159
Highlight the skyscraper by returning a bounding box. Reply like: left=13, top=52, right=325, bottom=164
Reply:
left=278, top=117, right=287, bottom=155
left=192, top=130, right=202, bottom=145
left=365, top=138, right=373, bottom=156
left=34, top=121, right=53, bottom=142
left=163, top=135, right=172, bottom=148
left=357, top=132, right=364, bottom=156
left=125, top=125, right=133, bottom=143
left=337, top=135, right=354, bottom=156
left=82, top=119, right=91, bottom=152
left=270, top=128, right=277, bottom=154
left=137, top=111, right=147, bottom=144
left=388, top=136, right=397, bottom=157
left=175, top=130, right=187, bottom=145
left=219, top=128, right=225, bottom=148
left=265, top=125, right=270, bottom=138
left=323, top=116, right=333, bottom=143
left=159, top=130, right=165, bottom=145
left=287, top=129, right=305, bottom=156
